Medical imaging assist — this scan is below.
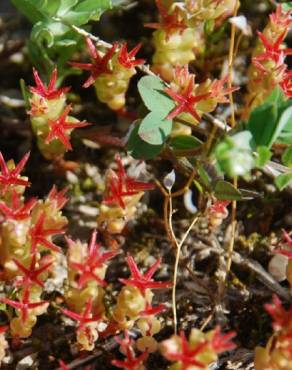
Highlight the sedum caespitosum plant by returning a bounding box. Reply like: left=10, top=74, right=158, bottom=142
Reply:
left=113, top=254, right=171, bottom=353
left=63, top=230, right=118, bottom=350
left=148, top=0, right=237, bottom=82
left=244, top=5, right=292, bottom=118
left=165, top=65, right=237, bottom=136
left=254, top=295, right=292, bottom=370
left=61, top=296, right=102, bottom=352
left=70, top=38, right=144, bottom=111
left=0, top=151, right=68, bottom=337
left=98, top=155, right=154, bottom=235
left=160, top=326, right=236, bottom=370
left=28, top=68, right=91, bottom=160
left=112, top=331, right=148, bottom=370
left=147, top=0, right=198, bottom=82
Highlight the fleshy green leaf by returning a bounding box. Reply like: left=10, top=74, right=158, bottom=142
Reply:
left=282, top=146, right=292, bottom=167
left=275, top=173, right=292, bottom=190
left=138, top=111, right=172, bottom=145
left=214, top=180, right=242, bottom=201
left=137, top=76, right=175, bottom=116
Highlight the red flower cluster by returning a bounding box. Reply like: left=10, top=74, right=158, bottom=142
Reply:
left=29, top=211, right=65, bottom=254
left=252, top=6, right=292, bottom=97
left=29, top=68, right=70, bottom=100
left=61, top=297, right=100, bottom=332
left=165, top=76, right=210, bottom=121
left=0, top=152, right=30, bottom=194
left=118, top=43, right=145, bottom=69
left=163, top=327, right=236, bottom=370
left=67, top=230, right=118, bottom=288
left=209, top=200, right=230, bottom=216
left=13, top=254, right=53, bottom=289
left=145, top=0, right=187, bottom=35
left=46, top=104, right=91, bottom=150
left=103, top=155, right=154, bottom=209
left=210, top=326, right=236, bottom=354
left=165, top=331, right=208, bottom=369
left=265, top=295, right=292, bottom=331
left=274, top=230, right=292, bottom=259
left=0, top=289, right=48, bottom=323
left=70, top=37, right=118, bottom=88
left=112, top=331, right=148, bottom=370
left=0, top=189, right=37, bottom=221
left=119, top=254, right=172, bottom=296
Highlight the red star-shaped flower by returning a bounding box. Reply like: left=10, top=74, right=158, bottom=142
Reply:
left=0, top=189, right=37, bottom=221
left=145, top=0, right=187, bottom=36
left=13, top=254, right=53, bottom=289
left=46, top=104, right=91, bottom=150
left=61, top=297, right=100, bottom=332
left=29, top=68, right=70, bottom=100
left=270, top=5, right=292, bottom=29
left=253, top=31, right=292, bottom=73
left=119, top=254, right=172, bottom=296
left=70, top=37, right=118, bottom=88
left=29, top=211, right=65, bottom=254
left=209, top=200, right=230, bottom=216
left=211, top=326, right=236, bottom=354
left=0, top=289, right=48, bottom=322
left=0, top=152, right=30, bottom=194
left=274, top=230, right=292, bottom=258
left=112, top=331, right=148, bottom=370
left=47, top=185, right=68, bottom=211
left=67, top=230, right=118, bottom=288
left=265, top=294, right=292, bottom=331
left=165, top=77, right=210, bottom=121
left=117, top=43, right=145, bottom=69
left=163, top=331, right=208, bottom=370
left=280, top=70, right=292, bottom=98
left=140, top=302, right=166, bottom=316
left=210, top=76, right=239, bottom=103
left=103, top=155, right=154, bottom=209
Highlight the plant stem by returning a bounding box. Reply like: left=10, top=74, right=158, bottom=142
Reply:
left=172, top=215, right=199, bottom=334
